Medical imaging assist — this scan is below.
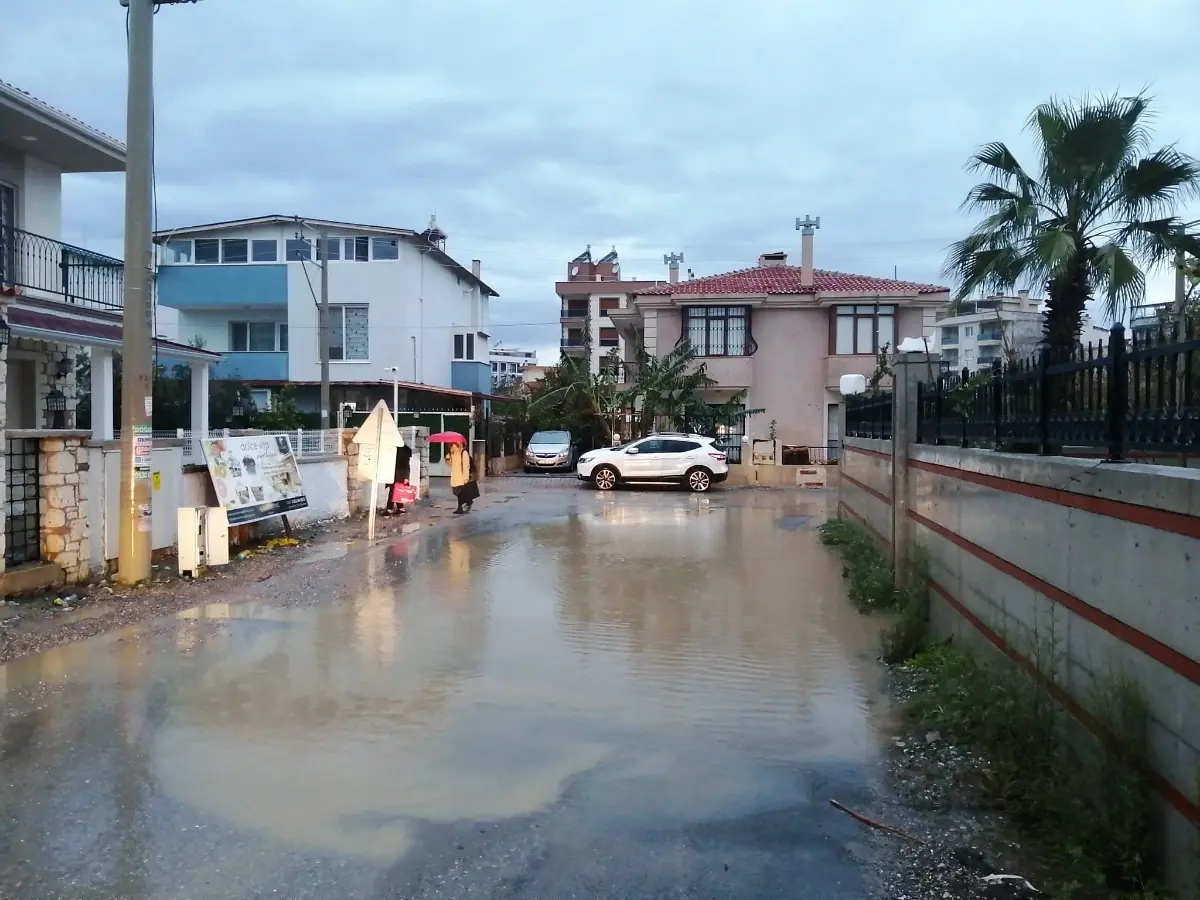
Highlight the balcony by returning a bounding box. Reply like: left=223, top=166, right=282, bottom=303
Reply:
left=697, top=355, right=753, bottom=389
left=560, top=336, right=587, bottom=356
left=940, top=328, right=958, bottom=346
left=213, top=351, right=288, bottom=381
left=560, top=305, right=589, bottom=323
left=0, top=225, right=123, bottom=312
left=599, top=361, right=641, bottom=385
left=977, top=328, right=1004, bottom=344
left=825, top=354, right=880, bottom=391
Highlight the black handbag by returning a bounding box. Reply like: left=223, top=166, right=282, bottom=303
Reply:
left=457, top=480, right=480, bottom=503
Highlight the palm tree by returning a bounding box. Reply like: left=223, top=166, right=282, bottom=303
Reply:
left=945, top=92, right=1200, bottom=350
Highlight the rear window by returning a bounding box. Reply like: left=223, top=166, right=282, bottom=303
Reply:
left=663, top=440, right=701, bottom=453
left=530, top=431, right=570, bottom=444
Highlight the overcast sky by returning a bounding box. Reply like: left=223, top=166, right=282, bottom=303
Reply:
left=8, top=0, right=1200, bottom=362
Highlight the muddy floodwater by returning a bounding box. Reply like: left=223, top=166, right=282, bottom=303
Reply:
left=0, top=489, right=892, bottom=899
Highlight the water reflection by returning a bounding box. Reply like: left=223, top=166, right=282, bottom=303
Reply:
left=0, top=493, right=886, bottom=896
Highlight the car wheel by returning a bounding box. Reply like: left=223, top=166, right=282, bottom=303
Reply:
left=686, top=467, right=712, bottom=493
left=592, top=465, right=619, bottom=491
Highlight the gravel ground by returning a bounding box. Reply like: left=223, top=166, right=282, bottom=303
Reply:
left=861, top=664, right=1053, bottom=900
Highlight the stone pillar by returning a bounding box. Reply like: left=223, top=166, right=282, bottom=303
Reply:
left=343, top=431, right=363, bottom=514
left=472, top=439, right=487, bottom=483
left=190, top=362, right=210, bottom=440
left=39, top=435, right=91, bottom=583
left=890, top=351, right=938, bottom=581
left=91, top=348, right=115, bottom=441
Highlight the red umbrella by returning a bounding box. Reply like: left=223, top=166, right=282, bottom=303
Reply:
left=428, top=431, right=467, bottom=445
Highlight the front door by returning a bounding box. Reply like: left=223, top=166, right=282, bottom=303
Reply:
left=623, top=438, right=666, bottom=477
left=6, top=360, right=36, bottom=428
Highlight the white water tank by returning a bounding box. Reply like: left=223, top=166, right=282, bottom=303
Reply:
left=840, top=373, right=868, bottom=395
left=177, top=507, right=230, bottom=577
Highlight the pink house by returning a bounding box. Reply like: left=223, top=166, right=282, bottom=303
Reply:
left=612, top=232, right=949, bottom=457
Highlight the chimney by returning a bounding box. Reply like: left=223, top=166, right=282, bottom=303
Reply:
left=1017, top=288, right=1030, bottom=309
left=796, top=215, right=820, bottom=288
left=471, top=259, right=481, bottom=279
left=758, top=251, right=788, bottom=268
left=664, top=251, right=684, bottom=283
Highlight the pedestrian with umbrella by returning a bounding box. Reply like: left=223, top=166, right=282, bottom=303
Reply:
left=431, top=432, right=478, bottom=515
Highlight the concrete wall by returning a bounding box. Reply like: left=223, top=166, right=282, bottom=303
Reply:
left=0, top=147, right=62, bottom=240
left=838, top=437, right=1200, bottom=894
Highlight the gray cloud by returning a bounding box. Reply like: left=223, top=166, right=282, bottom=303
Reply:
left=8, top=0, right=1200, bottom=361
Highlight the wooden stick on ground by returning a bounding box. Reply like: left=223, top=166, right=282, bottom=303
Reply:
left=828, top=800, right=928, bottom=845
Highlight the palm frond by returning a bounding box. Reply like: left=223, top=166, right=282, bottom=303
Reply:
left=1120, top=147, right=1200, bottom=217
left=1093, top=242, right=1146, bottom=321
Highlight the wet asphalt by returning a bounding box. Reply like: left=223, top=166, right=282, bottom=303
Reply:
left=0, top=484, right=892, bottom=899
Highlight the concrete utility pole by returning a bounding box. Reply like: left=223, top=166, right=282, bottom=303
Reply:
left=116, top=0, right=156, bottom=584
left=319, top=230, right=331, bottom=429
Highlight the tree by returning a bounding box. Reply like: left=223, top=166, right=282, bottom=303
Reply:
left=525, top=354, right=618, bottom=448
left=944, top=92, right=1200, bottom=350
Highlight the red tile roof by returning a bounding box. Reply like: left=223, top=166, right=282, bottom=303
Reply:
left=638, top=265, right=948, bottom=297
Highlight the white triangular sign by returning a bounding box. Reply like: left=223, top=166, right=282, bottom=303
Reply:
left=352, top=400, right=404, bottom=448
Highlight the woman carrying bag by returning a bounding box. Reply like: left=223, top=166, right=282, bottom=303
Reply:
left=448, top=441, right=478, bottom=515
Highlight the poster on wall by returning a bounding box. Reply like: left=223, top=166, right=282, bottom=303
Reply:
left=199, top=434, right=309, bottom=526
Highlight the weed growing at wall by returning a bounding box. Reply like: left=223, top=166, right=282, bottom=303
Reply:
left=905, top=644, right=1164, bottom=897
left=817, top=518, right=929, bottom=662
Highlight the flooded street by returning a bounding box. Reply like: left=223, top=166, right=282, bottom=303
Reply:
left=0, top=488, right=892, bottom=899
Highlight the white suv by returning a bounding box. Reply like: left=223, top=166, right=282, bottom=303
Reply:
left=576, top=434, right=729, bottom=493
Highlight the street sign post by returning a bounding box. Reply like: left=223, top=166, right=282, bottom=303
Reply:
left=352, top=400, right=405, bottom=540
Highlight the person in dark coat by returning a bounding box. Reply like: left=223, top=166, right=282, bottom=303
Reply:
left=382, top=443, right=415, bottom=516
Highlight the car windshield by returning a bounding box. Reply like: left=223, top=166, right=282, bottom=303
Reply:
left=529, top=431, right=570, bottom=445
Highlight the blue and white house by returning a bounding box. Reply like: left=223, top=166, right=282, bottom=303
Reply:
left=154, top=215, right=499, bottom=411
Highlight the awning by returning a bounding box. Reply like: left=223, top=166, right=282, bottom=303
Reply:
left=7, top=307, right=224, bottom=364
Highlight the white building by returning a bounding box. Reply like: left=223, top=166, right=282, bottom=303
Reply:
left=155, top=215, right=498, bottom=412
left=932, top=291, right=1109, bottom=372
left=490, top=344, right=536, bottom=389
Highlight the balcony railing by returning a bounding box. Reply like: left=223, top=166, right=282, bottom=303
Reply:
left=560, top=306, right=589, bottom=320
left=599, top=361, right=640, bottom=382
left=0, top=225, right=124, bottom=312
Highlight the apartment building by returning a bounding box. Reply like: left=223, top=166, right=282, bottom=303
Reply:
left=154, top=215, right=498, bottom=411
left=490, top=344, right=536, bottom=389
left=613, top=227, right=951, bottom=457
left=933, top=292, right=1110, bottom=372
left=555, top=246, right=666, bottom=373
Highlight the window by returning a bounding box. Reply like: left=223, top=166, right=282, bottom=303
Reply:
left=230, top=321, right=285, bottom=352
left=599, top=327, right=619, bottom=347
left=662, top=440, right=701, bottom=453
left=163, top=240, right=192, bottom=263
left=344, top=236, right=370, bottom=262
left=372, top=237, right=400, bottom=260
left=195, top=239, right=220, bottom=264
left=252, top=239, right=278, bottom=262
left=454, top=333, right=476, bottom=360
left=286, top=238, right=311, bottom=261
left=599, top=297, right=620, bottom=314
left=278, top=323, right=288, bottom=351
left=833, top=305, right=895, bottom=355
left=328, top=305, right=369, bottom=360
left=941, top=326, right=958, bottom=345
left=220, top=239, right=248, bottom=264
left=248, top=389, right=272, bottom=412
left=316, top=237, right=340, bottom=261
left=633, top=439, right=665, bottom=453
left=684, top=306, right=749, bottom=356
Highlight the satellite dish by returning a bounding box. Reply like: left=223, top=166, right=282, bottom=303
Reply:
left=840, top=373, right=868, bottom=396
left=570, top=266, right=579, bottom=276
left=612, top=262, right=620, bottom=272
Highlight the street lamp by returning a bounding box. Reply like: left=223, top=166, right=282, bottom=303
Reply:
left=45, top=388, right=67, bottom=430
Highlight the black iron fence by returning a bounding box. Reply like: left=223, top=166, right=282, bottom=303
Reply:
left=0, top=225, right=124, bottom=312
left=845, top=391, right=893, bottom=440
left=916, top=321, right=1200, bottom=459
left=5, top=438, right=41, bottom=567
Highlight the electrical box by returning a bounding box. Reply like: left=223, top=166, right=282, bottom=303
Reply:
left=177, top=507, right=230, bottom=576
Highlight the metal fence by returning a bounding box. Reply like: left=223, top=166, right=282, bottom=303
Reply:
left=916, top=321, right=1200, bottom=459
left=114, top=428, right=346, bottom=464
left=5, top=438, right=41, bottom=567
left=0, top=224, right=124, bottom=312
left=845, top=392, right=893, bottom=440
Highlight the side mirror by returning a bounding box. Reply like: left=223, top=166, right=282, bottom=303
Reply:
left=625, top=447, right=639, bottom=455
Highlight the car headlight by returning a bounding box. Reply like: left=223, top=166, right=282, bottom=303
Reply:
left=578, top=455, right=593, bottom=465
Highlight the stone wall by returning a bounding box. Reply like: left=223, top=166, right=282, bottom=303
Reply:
left=38, top=434, right=90, bottom=582
left=6, top=337, right=81, bottom=429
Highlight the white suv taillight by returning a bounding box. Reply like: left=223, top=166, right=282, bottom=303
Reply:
left=709, top=452, right=726, bottom=461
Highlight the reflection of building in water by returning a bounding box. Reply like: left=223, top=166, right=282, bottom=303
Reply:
left=552, top=504, right=883, bottom=749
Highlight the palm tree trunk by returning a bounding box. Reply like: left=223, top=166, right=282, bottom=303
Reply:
left=1045, top=262, right=1090, bottom=351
